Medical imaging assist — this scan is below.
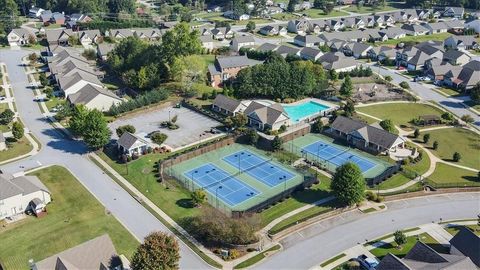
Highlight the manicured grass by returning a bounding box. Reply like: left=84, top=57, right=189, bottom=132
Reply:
left=234, top=245, right=281, bottom=269
left=0, top=137, right=33, bottom=163
left=445, top=225, right=480, bottom=236
left=258, top=174, right=332, bottom=227
left=320, top=253, right=347, bottom=267
left=198, top=54, right=216, bottom=66
left=196, top=12, right=229, bottom=21
left=0, top=166, right=138, bottom=270
left=0, top=102, right=7, bottom=111
left=344, top=4, right=398, bottom=13
left=420, top=128, right=480, bottom=170
left=376, top=33, right=453, bottom=46
left=428, top=163, right=479, bottom=187
left=302, top=9, right=349, bottom=18
left=435, top=87, right=462, bottom=97
left=356, top=103, right=444, bottom=129
left=45, top=96, right=66, bottom=112
left=370, top=233, right=445, bottom=260
left=362, top=207, right=377, bottom=213
left=271, top=13, right=300, bottom=21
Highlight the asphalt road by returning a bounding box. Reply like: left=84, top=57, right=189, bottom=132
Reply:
left=0, top=49, right=211, bottom=270
left=254, top=193, right=480, bottom=269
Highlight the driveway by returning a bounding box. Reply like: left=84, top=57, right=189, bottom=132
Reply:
left=254, top=193, right=480, bottom=269
left=108, top=106, right=222, bottom=149
left=0, top=49, right=211, bottom=269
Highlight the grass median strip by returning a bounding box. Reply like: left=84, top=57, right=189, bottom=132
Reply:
left=320, top=253, right=347, bottom=267
left=234, top=245, right=281, bottom=269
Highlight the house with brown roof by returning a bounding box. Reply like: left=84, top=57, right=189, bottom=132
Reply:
left=207, top=55, right=262, bottom=88
left=45, top=29, right=75, bottom=47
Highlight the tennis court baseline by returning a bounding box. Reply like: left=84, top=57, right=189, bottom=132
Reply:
left=183, top=163, right=259, bottom=206
left=302, top=140, right=376, bottom=172
left=223, top=150, right=295, bottom=187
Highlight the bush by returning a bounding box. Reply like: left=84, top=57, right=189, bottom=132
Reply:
left=116, top=124, right=136, bottom=137
left=108, top=88, right=169, bottom=116
left=279, top=125, right=287, bottom=133
left=365, top=191, right=377, bottom=201
left=151, top=132, right=168, bottom=145
left=423, top=133, right=430, bottom=144
left=453, top=152, right=461, bottom=162
left=399, top=81, right=410, bottom=89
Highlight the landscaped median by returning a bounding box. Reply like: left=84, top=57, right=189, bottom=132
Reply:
left=234, top=245, right=281, bottom=269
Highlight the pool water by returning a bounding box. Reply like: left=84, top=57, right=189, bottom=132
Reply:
left=282, top=101, right=330, bottom=123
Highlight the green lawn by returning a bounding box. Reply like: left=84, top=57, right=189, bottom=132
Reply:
left=435, top=87, right=462, bottom=97
left=344, top=3, right=398, bottom=13
left=302, top=9, right=349, bottom=18
left=198, top=54, right=216, bottom=66
left=375, top=33, right=453, bottom=46
left=234, top=245, right=281, bottom=269
left=370, top=233, right=446, bottom=260
left=45, top=97, right=66, bottom=112
left=320, top=253, right=347, bottom=267
left=445, top=225, right=480, bottom=236
left=0, top=166, right=138, bottom=270
left=356, top=103, right=444, bottom=130
left=428, top=163, right=479, bottom=187
left=196, top=12, right=229, bottom=21
left=271, top=13, right=300, bottom=21
left=0, top=137, right=33, bottom=163
left=420, top=128, right=479, bottom=170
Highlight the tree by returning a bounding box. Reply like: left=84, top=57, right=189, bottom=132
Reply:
left=331, top=162, right=365, bottom=206
left=393, top=230, right=407, bottom=247
left=68, top=35, right=80, bottom=46
left=108, top=0, right=135, bottom=13
left=423, top=133, right=430, bottom=144
left=246, top=128, right=258, bottom=145
left=191, top=189, right=207, bottom=207
left=441, top=112, right=454, bottom=122
left=413, top=128, right=420, bottom=138
left=379, top=119, right=395, bottom=133
left=287, top=0, right=299, bottom=12
left=399, top=81, right=410, bottom=89
left=170, top=55, right=207, bottom=92
left=470, top=82, right=480, bottom=105
left=312, top=119, right=323, bottom=133
left=69, top=105, right=89, bottom=136
left=82, top=49, right=97, bottom=60
left=39, top=73, right=48, bottom=87
left=340, top=75, right=353, bottom=97
left=329, top=69, right=338, bottom=81
left=116, top=124, right=136, bottom=137
left=453, top=152, right=461, bottom=162
left=28, top=53, right=38, bottom=64
left=151, top=132, right=168, bottom=144
left=160, top=22, right=202, bottom=64
left=0, top=108, right=15, bottom=125
left=384, top=75, right=392, bottom=82
left=461, top=114, right=474, bottom=124
left=271, top=135, right=283, bottom=151
left=246, top=21, right=256, bottom=32
left=343, top=100, right=355, bottom=117
left=232, top=113, right=247, bottom=128
left=131, top=231, right=180, bottom=270
left=12, top=121, right=24, bottom=140
left=323, top=2, right=334, bottom=14
left=313, top=0, right=325, bottom=8
left=82, top=109, right=111, bottom=149
left=432, top=140, right=438, bottom=150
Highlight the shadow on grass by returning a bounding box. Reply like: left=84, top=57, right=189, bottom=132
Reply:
left=176, top=198, right=195, bottom=209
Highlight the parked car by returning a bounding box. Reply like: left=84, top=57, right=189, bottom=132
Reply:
left=357, top=254, right=379, bottom=270
left=0, top=96, right=6, bottom=101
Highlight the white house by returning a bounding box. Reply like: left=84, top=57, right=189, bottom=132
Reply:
left=0, top=173, right=51, bottom=220
left=7, top=28, right=36, bottom=47
left=231, top=35, right=255, bottom=51
left=199, top=35, right=214, bottom=50
left=57, top=71, right=104, bottom=97
left=117, top=132, right=150, bottom=156
left=67, top=84, right=123, bottom=112
left=28, top=7, right=45, bottom=18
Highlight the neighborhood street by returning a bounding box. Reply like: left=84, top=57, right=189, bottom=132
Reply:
left=0, top=49, right=212, bottom=270
left=254, top=193, right=480, bottom=270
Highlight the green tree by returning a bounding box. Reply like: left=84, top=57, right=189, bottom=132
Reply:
left=413, top=128, right=420, bottom=138
left=423, top=133, right=430, bottom=144
left=108, top=0, right=135, bottom=13
left=313, top=0, right=325, bottom=8
left=131, top=231, right=180, bottom=270
left=28, top=53, right=38, bottom=64
left=393, top=230, right=407, bottom=248
left=271, top=135, right=283, bottom=151
left=470, top=83, right=480, bottom=105
left=343, top=100, right=355, bottom=117
left=384, top=75, right=392, bottom=82
left=0, top=0, right=19, bottom=34
left=232, top=113, right=247, bottom=128
left=329, top=69, right=338, bottom=81
left=246, top=21, right=256, bottom=32
left=432, top=140, right=439, bottom=150
left=191, top=189, right=207, bottom=207
left=82, top=49, right=97, bottom=60
left=246, top=128, right=258, bottom=145
left=160, top=22, right=202, bottom=64
left=441, top=112, right=454, bottom=122
left=323, top=2, right=334, bottom=14
left=287, top=0, right=299, bottom=12
left=69, top=105, right=89, bottom=136
left=12, top=121, right=24, bottom=140
left=0, top=108, right=15, bottom=125
left=311, top=119, right=323, bottom=133
left=379, top=119, right=395, bottom=133
left=39, top=73, right=48, bottom=87
left=151, top=132, right=168, bottom=144
left=453, top=152, right=461, bottom=162
left=461, top=114, right=474, bottom=124
left=116, top=124, right=136, bottom=137
left=331, top=162, right=365, bottom=206
left=170, top=55, right=207, bottom=92
left=82, top=109, right=111, bottom=149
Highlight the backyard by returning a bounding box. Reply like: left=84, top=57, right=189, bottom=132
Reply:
left=302, top=9, right=349, bottom=18
left=375, top=33, right=453, bottom=46
left=0, top=166, right=138, bottom=270
left=343, top=0, right=402, bottom=14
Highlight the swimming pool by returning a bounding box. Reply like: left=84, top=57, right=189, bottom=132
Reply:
left=282, top=101, right=330, bottom=123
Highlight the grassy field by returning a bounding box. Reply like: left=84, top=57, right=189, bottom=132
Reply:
left=419, top=128, right=479, bottom=170
left=370, top=233, right=446, bottom=260
left=0, top=166, right=138, bottom=270
left=428, top=163, right=479, bottom=187
left=375, top=33, right=453, bottom=46
left=302, top=9, right=349, bottom=18
left=356, top=103, right=444, bottom=130
left=445, top=225, right=480, bottom=236
left=271, top=13, right=300, bottom=21
left=0, top=136, right=33, bottom=163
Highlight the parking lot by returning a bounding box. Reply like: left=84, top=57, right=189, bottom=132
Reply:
left=109, top=106, right=223, bottom=150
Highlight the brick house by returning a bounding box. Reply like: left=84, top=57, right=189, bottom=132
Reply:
left=207, top=55, right=262, bottom=88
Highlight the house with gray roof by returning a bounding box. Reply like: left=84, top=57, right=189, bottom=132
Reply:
left=443, top=6, right=464, bottom=18
left=97, top=43, right=116, bottom=61
left=444, top=35, right=478, bottom=50
left=259, top=25, right=287, bottom=36
left=231, top=35, right=255, bottom=51
left=300, top=47, right=323, bottom=61
left=7, top=28, right=36, bottom=47
left=211, top=94, right=248, bottom=116
left=208, top=55, right=262, bottom=88
left=294, top=34, right=322, bottom=47
left=245, top=102, right=290, bottom=131
left=67, top=84, right=122, bottom=112
left=367, top=46, right=396, bottom=61
left=342, top=42, right=372, bottom=59
left=45, top=29, right=75, bottom=47
left=78, top=29, right=102, bottom=45
left=449, top=226, right=480, bottom=267
left=377, top=241, right=477, bottom=270
left=117, top=132, right=150, bottom=156
left=401, top=24, right=430, bottom=36
left=58, top=71, right=104, bottom=97
left=33, top=234, right=127, bottom=270
left=0, top=173, right=51, bottom=220
left=329, top=116, right=406, bottom=155
left=443, top=49, right=471, bottom=65
left=318, top=52, right=359, bottom=71
left=422, top=22, right=449, bottom=34
left=257, top=42, right=279, bottom=52
left=449, top=60, right=480, bottom=90
left=275, top=45, right=301, bottom=58
left=379, top=27, right=407, bottom=40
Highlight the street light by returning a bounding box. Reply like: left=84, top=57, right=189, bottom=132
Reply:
left=215, top=186, right=223, bottom=208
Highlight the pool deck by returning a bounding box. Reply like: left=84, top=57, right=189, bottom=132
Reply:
left=281, top=98, right=339, bottom=125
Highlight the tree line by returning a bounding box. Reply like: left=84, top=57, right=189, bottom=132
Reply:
left=16, top=0, right=136, bottom=16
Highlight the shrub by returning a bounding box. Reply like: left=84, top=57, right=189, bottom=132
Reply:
left=399, top=81, right=410, bottom=89
left=365, top=191, right=377, bottom=201
left=279, top=125, right=287, bottom=133
left=228, top=249, right=240, bottom=260
left=453, top=152, right=461, bottom=162
left=413, top=128, right=420, bottom=138
left=432, top=141, right=438, bottom=150
left=116, top=124, right=136, bottom=137
left=151, top=132, right=168, bottom=145
left=108, top=88, right=169, bottom=116
left=423, top=133, right=430, bottom=144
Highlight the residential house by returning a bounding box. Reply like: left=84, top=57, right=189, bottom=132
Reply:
left=275, top=45, right=301, bottom=57
left=396, top=42, right=444, bottom=70
left=97, top=43, right=116, bottom=61
left=211, top=27, right=234, bottom=40
left=328, top=19, right=345, bottom=31
left=223, top=11, right=250, bottom=20
left=383, top=14, right=395, bottom=26
left=134, top=28, right=163, bottom=41
left=294, top=34, right=322, bottom=47
left=450, top=60, right=480, bottom=90
left=0, top=173, right=51, bottom=220
left=318, top=52, right=358, bottom=71
left=466, top=19, right=480, bottom=33
left=379, top=27, right=407, bottom=39
left=66, top=14, right=92, bottom=29
left=422, top=22, right=449, bottom=34
left=45, top=29, right=75, bottom=47
left=108, top=28, right=135, bottom=39
left=259, top=25, right=287, bottom=36
left=208, top=5, right=223, bottom=12
left=78, top=30, right=102, bottom=46
left=342, top=17, right=365, bottom=29
left=256, top=42, right=279, bottom=52
left=117, top=132, right=149, bottom=156
left=28, top=7, right=45, bottom=18
left=67, top=84, right=122, bottom=111
left=443, top=6, right=464, bottom=18
left=208, top=55, right=262, bottom=87
left=363, top=29, right=386, bottom=42
left=342, top=42, right=373, bottom=59
left=33, top=234, right=128, bottom=270
left=300, top=47, right=323, bottom=61
left=287, top=19, right=310, bottom=35
left=7, top=28, right=36, bottom=46
left=198, top=27, right=212, bottom=37
left=58, top=71, right=104, bottom=97
left=415, top=9, right=431, bottom=21
left=51, top=12, right=65, bottom=25
left=293, top=1, right=312, bottom=11
left=245, top=102, right=290, bottom=131
left=329, top=116, right=406, bottom=155
left=425, top=58, right=458, bottom=81
left=449, top=227, right=480, bottom=267
left=265, top=6, right=283, bottom=15
left=444, top=35, right=478, bottom=50
left=0, top=133, right=5, bottom=151
left=211, top=94, right=248, bottom=115
left=231, top=35, right=255, bottom=51
left=199, top=35, right=214, bottom=50
left=444, top=20, right=465, bottom=32
left=401, top=24, right=429, bottom=36
left=328, top=39, right=347, bottom=52
left=40, top=10, right=53, bottom=24
left=443, top=50, right=471, bottom=65
left=367, top=46, right=396, bottom=61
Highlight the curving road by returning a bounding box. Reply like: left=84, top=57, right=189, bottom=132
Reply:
left=0, top=49, right=211, bottom=269
left=254, top=193, right=480, bottom=269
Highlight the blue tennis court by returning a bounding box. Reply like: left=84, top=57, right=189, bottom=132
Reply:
left=302, top=140, right=377, bottom=172
left=223, top=150, right=295, bottom=187
left=184, top=163, right=259, bottom=206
